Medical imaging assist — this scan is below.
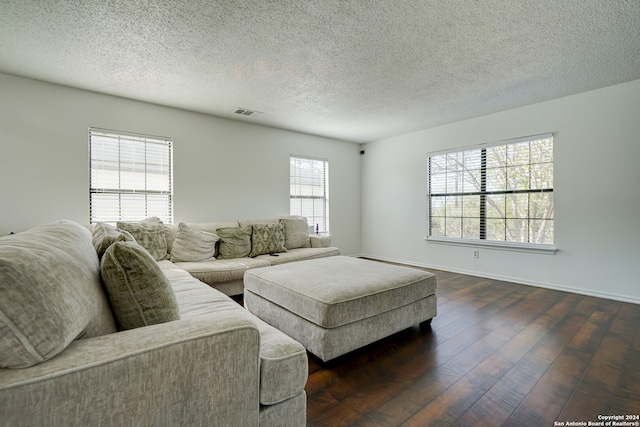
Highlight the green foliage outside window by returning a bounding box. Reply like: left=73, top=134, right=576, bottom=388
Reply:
left=428, top=135, right=554, bottom=245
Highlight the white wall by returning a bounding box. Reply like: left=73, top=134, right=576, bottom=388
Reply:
left=361, top=79, right=640, bottom=304
left=3, top=73, right=639, bottom=303
left=0, top=73, right=362, bottom=255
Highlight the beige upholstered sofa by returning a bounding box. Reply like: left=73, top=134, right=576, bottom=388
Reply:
left=0, top=219, right=323, bottom=426
left=160, top=216, right=340, bottom=296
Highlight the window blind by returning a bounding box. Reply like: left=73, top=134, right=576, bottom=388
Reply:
left=89, top=128, right=173, bottom=224
left=428, top=133, right=553, bottom=246
left=290, top=156, right=329, bottom=233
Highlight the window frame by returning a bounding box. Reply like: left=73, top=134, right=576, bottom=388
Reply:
left=426, top=133, right=556, bottom=254
left=89, top=127, right=173, bottom=225
left=289, top=155, right=329, bottom=234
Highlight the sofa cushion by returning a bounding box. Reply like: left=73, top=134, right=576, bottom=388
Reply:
left=0, top=221, right=117, bottom=368
left=165, top=266, right=308, bottom=406
left=254, top=246, right=340, bottom=265
left=250, top=223, right=287, bottom=257
left=117, top=219, right=168, bottom=261
left=170, top=258, right=271, bottom=285
left=217, top=225, right=252, bottom=259
left=162, top=266, right=240, bottom=316
left=169, top=222, right=219, bottom=262
left=92, top=222, right=136, bottom=259
left=279, top=216, right=311, bottom=250
left=101, top=241, right=180, bottom=330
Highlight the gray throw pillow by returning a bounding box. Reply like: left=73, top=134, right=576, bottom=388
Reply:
left=116, top=219, right=168, bottom=261
left=216, top=225, right=252, bottom=259
left=92, top=222, right=136, bottom=259
left=100, top=241, right=180, bottom=330
left=169, top=222, right=219, bottom=262
left=251, top=223, right=287, bottom=257
left=280, top=216, right=311, bottom=249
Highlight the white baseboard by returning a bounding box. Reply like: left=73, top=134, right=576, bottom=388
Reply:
left=356, top=253, right=640, bottom=306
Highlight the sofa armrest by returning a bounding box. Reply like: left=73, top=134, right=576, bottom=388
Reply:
left=0, top=314, right=261, bottom=427
left=310, top=234, right=332, bottom=248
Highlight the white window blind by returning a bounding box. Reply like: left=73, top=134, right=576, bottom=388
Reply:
left=290, top=156, right=329, bottom=233
left=89, top=128, right=173, bottom=224
left=428, top=133, right=554, bottom=248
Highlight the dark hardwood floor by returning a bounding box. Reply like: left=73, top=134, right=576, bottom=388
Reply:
left=305, top=264, right=640, bottom=426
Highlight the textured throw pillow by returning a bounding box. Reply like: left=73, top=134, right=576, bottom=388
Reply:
left=169, top=222, right=219, bottom=262
left=250, top=223, right=287, bottom=257
left=116, top=219, right=168, bottom=261
left=279, top=216, right=311, bottom=250
left=216, top=225, right=252, bottom=259
left=100, top=241, right=180, bottom=330
left=92, top=222, right=136, bottom=259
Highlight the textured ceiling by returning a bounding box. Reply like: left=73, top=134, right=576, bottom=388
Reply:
left=1, top=1, right=640, bottom=143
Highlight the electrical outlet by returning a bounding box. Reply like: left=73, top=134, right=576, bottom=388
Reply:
left=473, top=250, right=479, bottom=258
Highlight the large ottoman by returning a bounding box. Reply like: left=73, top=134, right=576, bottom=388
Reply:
left=243, top=256, right=437, bottom=362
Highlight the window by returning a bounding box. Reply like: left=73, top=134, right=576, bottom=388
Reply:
left=89, top=128, right=173, bottom=224
left=290, top=156, right=329, bottom=233
left=427, top=134, right=554, bottom=250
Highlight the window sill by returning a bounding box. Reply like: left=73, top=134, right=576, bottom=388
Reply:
left=425, top=236, right=557, bottom=255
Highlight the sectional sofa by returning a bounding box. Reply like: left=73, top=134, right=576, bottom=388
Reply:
left=161, top=216, right=340, bottom=296
left=0, top=217, right=339, bottom=426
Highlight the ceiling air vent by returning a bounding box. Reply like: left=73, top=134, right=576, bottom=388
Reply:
left=233, top=108, right=264, bottom=118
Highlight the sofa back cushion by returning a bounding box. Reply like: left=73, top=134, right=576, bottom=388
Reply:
left=0, top=221, right=117, bottom=368
left=238, top=218, right=279, bottom=228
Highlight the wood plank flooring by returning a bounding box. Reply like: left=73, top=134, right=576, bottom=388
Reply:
left=305, top=264, right=640, bottom=426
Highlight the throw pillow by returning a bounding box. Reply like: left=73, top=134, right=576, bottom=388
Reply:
left=92, top=222, right=136, bottom=259
left=116, top=219, right=168, bottom=261
left=216, top=225, right=252, bottom=259
left=250, top=223, right=287, bottom=257
left=100, top=241, right=180, bottom=330
left=279, top=216, right=311, bottom=250
left=169, top=222, right=219, bottom=262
